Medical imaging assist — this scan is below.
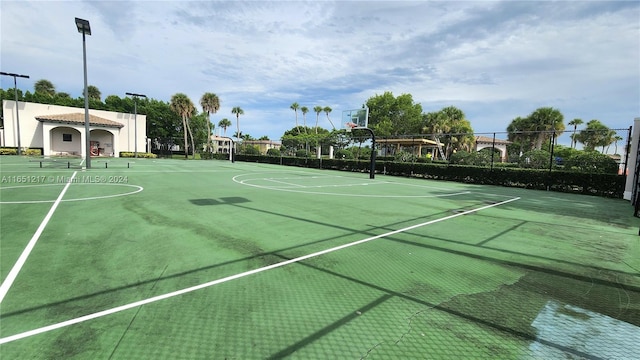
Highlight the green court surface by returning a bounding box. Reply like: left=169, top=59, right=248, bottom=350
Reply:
left=0, top=156, right=639, bottom=359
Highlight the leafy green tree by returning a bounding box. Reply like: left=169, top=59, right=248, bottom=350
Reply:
left=366, top=92, right=423, bottom=136
left=568, top=118, right=583, bottom=148
left=218, top=118, right=232, bottom=136
left=170, top=93, right=196, bottom=159
left=258, top=135, right=269, bottom=140
left=104, top=95, right=129, bottom=113
left=145, top=98, right=181, bottom=141
left=189, top=112, right=210, bottom=152
left=200, top=92, right=220, bottom=154
left=280, top=126, right=330, bottom=154
left=231, top=106, right=244, bottom=141
left=53, top=92, right=75, bottom=106
left=266, top=148, right=281, bottom=157
left=34, top=79, right=55, bottom=97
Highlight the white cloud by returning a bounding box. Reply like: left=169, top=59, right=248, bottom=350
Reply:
left=1, top=0, right=638, bottom=141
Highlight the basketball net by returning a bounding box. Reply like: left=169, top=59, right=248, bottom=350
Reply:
left=345, top=122, right=358, bottom=132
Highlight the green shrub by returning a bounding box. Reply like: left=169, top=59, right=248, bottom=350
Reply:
left=240, top=145, right=260, bottom=155
left=0, top=148, right=18, bottom=155
left=394, top=151, right=417, bottom=162
left=564, top=151, right=618, bottom=173
left=518, top=150, right=551, bottom=169
left=24, top=148, right=43, bottom=156
left=120, top=152, right=157, bottom=158
left=334, top=149, right=353, bottom=159
left=266, top=148, right=281, bottom=157
left=295, top=149, right=311, bottom=158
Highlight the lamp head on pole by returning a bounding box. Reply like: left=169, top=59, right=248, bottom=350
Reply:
left=126, top=92, right=147, bottom=99
left=75, top=17, right=91, bottom=35
left=0, top=72, right=30, bottom=79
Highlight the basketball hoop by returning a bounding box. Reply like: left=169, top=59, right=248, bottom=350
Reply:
left=345, top=122, right=358, bottom=132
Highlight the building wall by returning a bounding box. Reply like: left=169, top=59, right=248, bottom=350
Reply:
left=211, top=136, right=232, bottom=153
left=50, top=127, right=81, bottom=154
left=2, top=100, right=145, bottom=155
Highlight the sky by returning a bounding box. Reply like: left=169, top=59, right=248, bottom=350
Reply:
left=1, top=0, right=638, bottom=145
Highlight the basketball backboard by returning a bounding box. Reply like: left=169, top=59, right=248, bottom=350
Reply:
left=342, top=107, right=369, bottom=130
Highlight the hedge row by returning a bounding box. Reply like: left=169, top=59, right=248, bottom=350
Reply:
left=119, top=152, right=157, bottom=158
left=0, top=148, right=43, bottom=156
left=236, top=155, right=626, bottom=198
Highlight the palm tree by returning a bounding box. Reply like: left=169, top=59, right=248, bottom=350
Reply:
left=301, top=106, right=309, bottom=129
left=200, top=92, right=220, bottom=154
left=170, top=93, right=196, bottom=159
left=323, top=106, right=334, bottom=129
left=613, top=135, right=623, bottom=155
left=313, top=106, right=323, bottom=134
left=290, top=102, right=300, bottom=133
left=526, top=107, right=564, bottom=150
left=34, top=79, right=55, bottom=97
left=87, top=85, right=101, bottom=101
left=575, top=119, right=611, bottom=151
left=218, top=118, right=232, bottom=136
left=231, top=107, right=244, bottom=142
left=568, top=118, right=583, bottom=148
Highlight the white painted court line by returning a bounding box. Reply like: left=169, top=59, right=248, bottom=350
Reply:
left=0, top=196, right=520, bottom=345
left=0, top=184, right=143, bottom=204
left=263, top=178, right=306, bottom=187
left=0, top=171, right=78, bottom=305
left=233, top=173, right=474, bottom=198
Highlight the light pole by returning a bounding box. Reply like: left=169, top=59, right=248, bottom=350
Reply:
left=0, top=72, right=29, bottom=155
left=125, top=92, right=147, bottom=158
left=75, top=17, right=91, bottom=168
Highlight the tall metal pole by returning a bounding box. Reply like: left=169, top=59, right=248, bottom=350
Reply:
left=1, top=72, right=29, bottom=156
left=82, top=31, right=91, bottom=169
left=126, top=93, right=147, bottom=158
left=12, top=78, right=22, bottom=155
left=76, top=17, right=92, bottom=168
left=134, top=99, right=138, bottom=158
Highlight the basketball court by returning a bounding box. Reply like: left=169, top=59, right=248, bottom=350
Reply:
left=0, top=156, right=638, bottom=358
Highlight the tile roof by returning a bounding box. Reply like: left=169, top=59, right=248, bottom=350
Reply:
left=475, top=135, right=511, bottom=144
left=35, top=113, right=124, bottom=128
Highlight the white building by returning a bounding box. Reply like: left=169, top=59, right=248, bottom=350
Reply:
left=210, top=135, right=232, bottom=154
left=1, top=100, right=145, bottom=157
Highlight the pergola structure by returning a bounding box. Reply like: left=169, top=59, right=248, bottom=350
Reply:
left=377, top=138, right=440, bottom=157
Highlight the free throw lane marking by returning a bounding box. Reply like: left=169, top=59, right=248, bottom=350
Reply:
left=0, top=196, right=520, bottom=344
left=0, top=171, right=78, bottom=304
